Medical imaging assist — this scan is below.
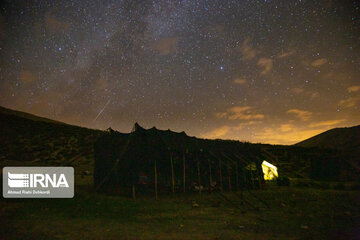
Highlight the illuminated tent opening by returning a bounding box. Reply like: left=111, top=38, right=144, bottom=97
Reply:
left=262, top=160, right=278, bottom=180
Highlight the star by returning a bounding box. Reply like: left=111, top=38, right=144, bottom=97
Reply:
left=0, top=0, right=358, bottom=144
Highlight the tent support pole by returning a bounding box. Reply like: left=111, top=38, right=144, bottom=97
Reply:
left=208, top=158, right=212, bottom=193
left=233, top=153, right=250, bottom=197
left=241, top=166, right=245, bottom=200
left=154, top=159, right=158, bottom=200
left=197, top=155, right=201, bottom=195
left=235, top=161, right=239, bottom=192
left=256, top=161, right=263, bottom=189
left=132, top=184, right=136, bottom=200
left=227, top=160, right=232, bottom=192
left=183, top=155, right=186, bottom=194
left=170, top=153, right=175, bottom=195
left=219, top=158, right=223, bottom=192
left=250, top=163, right=255, bottom=189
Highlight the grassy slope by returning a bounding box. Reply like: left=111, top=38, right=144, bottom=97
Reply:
left=0, top=187, right=359, bottom=240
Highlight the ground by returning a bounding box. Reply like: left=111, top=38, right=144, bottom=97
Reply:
left=1, top=186, right=359, bottom=240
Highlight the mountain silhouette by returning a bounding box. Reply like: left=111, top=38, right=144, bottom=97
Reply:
left=295, top=125, right=360, bottom=153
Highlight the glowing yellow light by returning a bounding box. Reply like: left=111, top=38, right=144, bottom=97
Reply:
left=262, top=160, right=278, bottom=180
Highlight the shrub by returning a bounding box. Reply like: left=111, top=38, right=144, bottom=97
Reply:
left=349, top=183, right=360, bottom=190
left=277, top=177, right=290, bottom=186
left=333, top=182, right=345, bottom=190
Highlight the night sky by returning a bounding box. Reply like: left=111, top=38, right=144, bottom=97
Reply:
left=0, top=0, right=359, bottom=144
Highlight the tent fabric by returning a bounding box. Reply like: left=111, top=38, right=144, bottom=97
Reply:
left=94, top=123, right=265, bottom=192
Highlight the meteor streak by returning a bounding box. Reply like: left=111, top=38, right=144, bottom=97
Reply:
left=93, top=99, right=111, bottom=122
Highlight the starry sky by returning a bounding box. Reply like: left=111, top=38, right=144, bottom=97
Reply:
left=0, top=0, right=359, bottom=145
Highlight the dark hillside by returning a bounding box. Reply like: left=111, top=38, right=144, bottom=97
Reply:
left=295, top=125, right=360, bottom=153
left=0, top=107, right=104, bottom=176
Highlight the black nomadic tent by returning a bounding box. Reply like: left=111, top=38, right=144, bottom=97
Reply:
left=94, top=123, right=265, bottom=196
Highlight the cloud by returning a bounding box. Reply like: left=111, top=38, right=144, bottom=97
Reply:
left=201, top=125, right=231, bottom=139
left=94, top=77, right=108, bottom=90
left=291, top=88, right=305, bottom=94
left=310, top=92, right=320, bottom=99
left=311, top=58, right=327, bottom=67
left=254, top=119, right=347, bottom=145
left=45, top=13, right=71, bottom=33
left=234, top=78, right=247, bottom=85
left=308, top=119, right=345, bottom=128
left=253, top=126, right=326, bottom=145
left=20, top=70, right=37, bottom=83
left=322, top=72, right=347, bottom=82
left=279, top=124, right=294, bottom=132
left=291, top=88, right=319, bottom=99
left=201, top=121, right=259, bottom=140
left=278, top=50, right=295, bottom=58
left=338, top=96, right=360, bottom=108
left=257, top=58, right=273, bottom=75
left=347, top=85, right=360, bottom=93
left=287, top=109, right=312, bottom=121
left=152, top=37, right=178, bottom=55
left=216, top=106, right=264, bottom=121
left=241, top=38, right=258, bottom=60
left=206, top=24, right=225, bottom=39
left=203, top=119, right=347, bottom=145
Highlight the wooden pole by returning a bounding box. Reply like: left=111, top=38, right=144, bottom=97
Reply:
left=256, top=161, right=263, bottom=189
left=250, top=162, right=255, bottom=189
left=241, top=165, right=245, bottom=200
left=219, top=158, right=223, bottom=191
left=232, top=154, right=246, bottom=199
left=227, top=160, right=232, bottom=192
left=183, top=154, right=186, bottom=194
left=208, top=158, right=212, bottom=193
left=235, top=161, right=239, bottom=192
left=132, top=184, right=136, bottom=200
left=154, top=159, right=158, bottom=200
left=233, top=154, right=250, bottom=190
left=239, top=157, right=247, bottom=191
left=197, top=156, right=201, bottom=195
left=170, top=153, right=175, bottom=194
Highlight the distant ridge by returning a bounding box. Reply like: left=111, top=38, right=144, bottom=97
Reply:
left=0, top=106, right=66, bottom=125
left=295, top=125, right=360, bottom=151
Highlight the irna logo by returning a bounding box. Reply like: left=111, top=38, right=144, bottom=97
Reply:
left=8, top=172, right=69, bottom=188
left=3, top=167, right=74, bottom=198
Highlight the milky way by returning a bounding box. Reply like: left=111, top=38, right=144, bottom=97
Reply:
left=0, top=0, right=359, bottom=144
